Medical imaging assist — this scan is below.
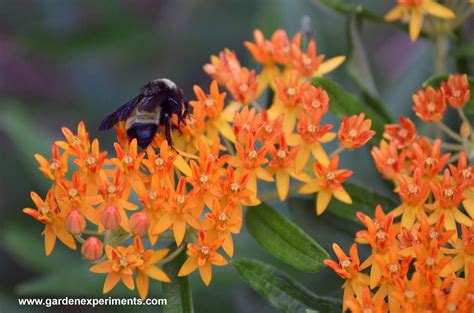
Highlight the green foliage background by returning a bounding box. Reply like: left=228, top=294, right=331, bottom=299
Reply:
left=0, top=0, right=472, bottom=312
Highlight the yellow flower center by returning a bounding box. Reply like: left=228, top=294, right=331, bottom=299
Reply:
left=408, top=184, right=419, bottom=194
left=277, top=149, right=287, bottom=159
left=385, top=157, right=396, bottom=166
left=425, top=157, right=435, bottom=166
left=155, top=158, right=164, bottom=167
left=426, top=102, right=436, bottom=112
left=362, top=309, right=373, bottom=313
left=108, top=185, right=117, bottom=194
left=248, top=150, right=258, bottom=159
left=443, top=188, right=454, bottom=198
left=376, top=230, right=387, bottom=240
left=303, top=55, right=312, bottom=66
left=242, top=123, right=251, bottom=131
left=239, top=84, right=248, bottom=93
left=388, top=264, right=400, bottom=273
left=149, top=191, right=158, bottom=200
left=200, top=246, right=210, bottom=255
left=467, top=293, right=474, bottom=300
left=265, top=124, right=273, bottom=133
left=348, top=129, right=359, bottom=139
left=205, top=98, right=215, bottom=107
left=287, top=87, right=296, bottom=96
left=50, top=161, right=60, bottom=170
left=311, top=99, right=321, bottom=109
left=86, top=156, right=97, bottom=165
left=453, top=90, right=461, bottom=98
left=123, top=156, right=134, bottom=165
left=307, top=124, right=316, bottom=133
left=326, top=171, right=336, bottom=181
left=462, top=168, right=472, bottom=178
left=404, top=290, right=415, bottom=299
left=425, top=257, right=435, bottom=266
left=398, top=128, right=408, bottom=138
left=200, top=175, right=209, bottom=183
left=68, top=188, right=78, bottom=197
left=176, top=195, right=185, bottom=204
left=119, top=257, right=128, bottom=267
left=41, top=206, right=50, bottom=214
left=429, top=230, right=439, bottom=239
left=340, top=259, right=351, bottom=268
left=446, top=304, right=457, bottom=312
left=218, top=212, right=228, bottom=222
left=230, top=182, right=240, bottom=192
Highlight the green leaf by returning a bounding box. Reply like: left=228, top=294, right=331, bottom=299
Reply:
left=423, top=75, right=474, bottom=114
left=312, top=77, right=389, bottom=139
left=346, top=13, right=393, bottom=123
left=163, top=245, right=194, bottom=313
left=232, top=258, right=341, bottom=313
left=245, top=202, right=329, bottom=272
left=290, top=182, right=397, bottom=222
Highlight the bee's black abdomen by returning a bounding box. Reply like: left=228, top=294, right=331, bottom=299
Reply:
left=126, top=123, right=158, bottom=149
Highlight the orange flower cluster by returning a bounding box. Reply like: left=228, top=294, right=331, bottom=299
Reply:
left=23, top=29, right=374, bottom=299
left=327, top=74, right=474, bottom=312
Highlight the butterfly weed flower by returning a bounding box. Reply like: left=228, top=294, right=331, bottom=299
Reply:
left=384, top=0, right=455, bottom=41
left=323, top=243, right=369, bottom=311
left=201, top=199, right=242, bottom=257
left=267, top=133, right=310, bottom=200
left=412, top=86, right=447, bottom=122
left=383, top=116, right=418, bottom=149
left=23, top=191, right=76, bottom=255
left=338, top=113, right=376, bottom=150
left=441, top=74, right=471, bottom=108
left=288, top=110, right=335, bottom=171
left=24, top=27, right=377, bottom=297
left=178, top=230, right=228, bottom=286
left=299, top=155, right=353, bottom=215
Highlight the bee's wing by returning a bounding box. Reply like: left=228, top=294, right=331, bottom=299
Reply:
left=99, top=95, right=142, bottom=131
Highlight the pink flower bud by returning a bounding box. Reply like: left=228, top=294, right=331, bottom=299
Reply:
left=81, top=236, right=103, bottom=261
left=129, top=212, right=149, bottom=236
left=64, top=210, right=86, bottom=235
left=100, top=206, right=121, bottom=230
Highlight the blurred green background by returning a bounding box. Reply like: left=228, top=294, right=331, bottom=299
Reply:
left=0, top=0, right=472, bottom=312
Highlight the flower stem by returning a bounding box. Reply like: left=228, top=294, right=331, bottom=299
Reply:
left=330, top=146, right=345, bottom=158
left=434, top=35, right=449, bottom=75
left=74, top=234, right=85, bottom=244
left=436, top=121, right=463, bottom=142
left=159, top=244, right=186, bottom=265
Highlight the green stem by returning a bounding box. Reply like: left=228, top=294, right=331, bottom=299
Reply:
left=329, top=146, right=346, bottom=158
left=434, top=35, right=449, bottom=75
left=436, top=121, right=463, bottom=142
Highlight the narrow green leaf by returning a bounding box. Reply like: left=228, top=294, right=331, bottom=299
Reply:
left=245, top=202, right=329, bottom=272
left=162, top=245, right=194, bottom=313
left=346, top=13, right=393, bottom=123
left=232, top=258, right=341, bottom=313
left=423, top=74, right=474, bottom=114
left=289, top=182, right=397, bottom=222
left=312, top=77, right=388, bottom=139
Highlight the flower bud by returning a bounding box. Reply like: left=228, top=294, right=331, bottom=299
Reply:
left=129, top=212, right=149, bottom=236
left=64, top=210, right=86, bottom=235
left=100, top=206, right=121, bottom=230
left=81, top=236, right=103, bottom=261
left=461, top=121, right=471, bottom=139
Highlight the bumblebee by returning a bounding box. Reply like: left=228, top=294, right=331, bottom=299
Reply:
left=99, top=78, right=189, bottom=148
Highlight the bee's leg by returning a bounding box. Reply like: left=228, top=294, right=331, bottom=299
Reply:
left=163, top=113, right=173, bottom=147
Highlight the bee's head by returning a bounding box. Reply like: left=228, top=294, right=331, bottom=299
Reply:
left=142, top=78, right=178, bottom=96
